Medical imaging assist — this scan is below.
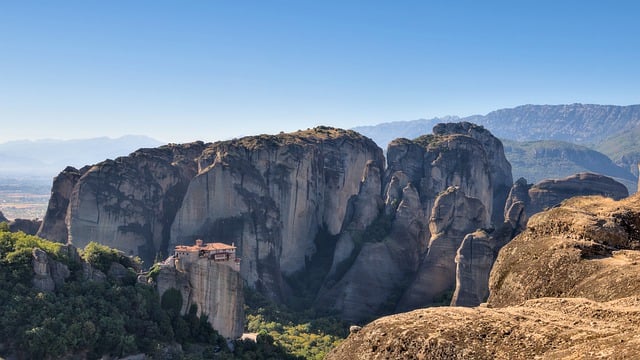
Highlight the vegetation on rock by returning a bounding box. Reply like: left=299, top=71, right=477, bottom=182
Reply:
left=0, top=228, right=309, bottom=359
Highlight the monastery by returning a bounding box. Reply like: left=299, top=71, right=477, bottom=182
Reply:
left=173, top=239, right=240, bottom=271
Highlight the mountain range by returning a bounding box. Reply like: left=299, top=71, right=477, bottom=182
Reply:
left=353, top=103, right=640, bottom=192
left=0, top=135, right=163, bottom=178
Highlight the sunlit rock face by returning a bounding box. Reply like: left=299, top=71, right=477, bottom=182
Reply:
left=169, top=127, right=384, bottom=300
left=157, top=255, right=244, bottom=340
left=38, top=142, right=207, bottom=265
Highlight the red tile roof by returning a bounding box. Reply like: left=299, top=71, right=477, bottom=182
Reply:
left=175, top=241, right=236, bottom=252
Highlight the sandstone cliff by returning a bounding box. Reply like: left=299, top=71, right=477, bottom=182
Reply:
left=397, top=186, right=489, bottom=310
left=38, top=142, right=207, bottom=265
left=318, top=122, right=512, bottom=319
left=37, top=166, right=85, bottom=240
left=328, top=193, right=640, bottom=359
left=157, top=257, right=244, bottom=340
left=43, top=123, right=633, bottom=325
left=169, top=127, right=383, bottom=299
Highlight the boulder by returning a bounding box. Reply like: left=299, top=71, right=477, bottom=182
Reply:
left=489, top=194, right=640, bottom=307
left=527, top=172, right=628, bottom=215
left=326, top=297, right=640, bottom=360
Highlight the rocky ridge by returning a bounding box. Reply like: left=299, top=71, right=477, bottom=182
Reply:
left=318, top=122, right=513, bottom=319
left=327, top=192, right=640, bottom=359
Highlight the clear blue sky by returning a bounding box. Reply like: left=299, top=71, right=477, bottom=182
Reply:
left=1, top=1, right=639, bottom=143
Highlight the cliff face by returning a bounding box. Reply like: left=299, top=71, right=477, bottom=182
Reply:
left=37, top=166, right=85, bottom=241
left=38, top=142, right=206, bottom=265
left=397, top=186, right=489, bottom=310
left=42, top=123, right=633, bottom=324
left=327, top=193, right=640, bottom=360
left=157, top=257, right=244, bottom=340
left=318, top=122, right=512, bottom=319
left=169, top=127, right=384, bottom=299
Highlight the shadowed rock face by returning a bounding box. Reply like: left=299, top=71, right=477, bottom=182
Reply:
left=0, top=211, right=7, bottom=223
left=9, top=218, right=42, bottom=235
left=397, top=186, right=489, bottom=310
left=37, top=166, right=85, bottom=241
left=449, top=178, right=531, bottom=307
left=319, top=122, right=512, bottom=319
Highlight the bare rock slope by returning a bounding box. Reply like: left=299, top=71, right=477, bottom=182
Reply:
left=328, top=193, right=640, bottom=359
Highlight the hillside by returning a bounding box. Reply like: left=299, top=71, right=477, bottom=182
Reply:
left=353, top=104, right=640, bottom=193
left=354, top=104, right=640, bottom=147
left=502, top=139, right=637, bottom=192
left=595, top=125, right=640, bottom=177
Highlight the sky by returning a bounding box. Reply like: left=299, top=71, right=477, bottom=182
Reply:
left=1, top=1, right=639, bottom=144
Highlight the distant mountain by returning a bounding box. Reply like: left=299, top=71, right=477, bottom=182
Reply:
left=502, top=140, right=637, bottom=192
left=353, top=104, right=640, bottom=148
left=352, top=116, right=458, bottom=151
left=595, top=125, right=640, bottom=177
left=467, top=104, right=640, bottom=144
left=352, top=104, right=640, bottom=193
left=0, top=135, right=163, bottom=177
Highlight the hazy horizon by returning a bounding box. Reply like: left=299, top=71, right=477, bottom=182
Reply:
left=2, top=1, right=639, bottom=143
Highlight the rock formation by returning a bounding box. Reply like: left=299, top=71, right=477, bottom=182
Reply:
left=169, top=127, right=383, bottom=299
left=37, top=166, right=85, bottom=240
left=157, top=252, right=244, bottom=340
left=328, top=193, right=640, bottom=359
left=449, top=178, right=530, bottom=307
left=527, top=172, right=628, bottom=215
left=326, top=297, right=640, bottom=360
left=38, top=142, right=207, bottom=265
left=488, top=194, right=640, bottom=307
left=319, top=122, right=512, bottom=319
left=9, top=218, right=42, bottom=235
left=432, top=122, right=513, bottom=224
left=31, top=246, right=74, bottom=292
left=397, top=186, right=489, bottom=309
left=0, top=210, right=7, bottom=223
